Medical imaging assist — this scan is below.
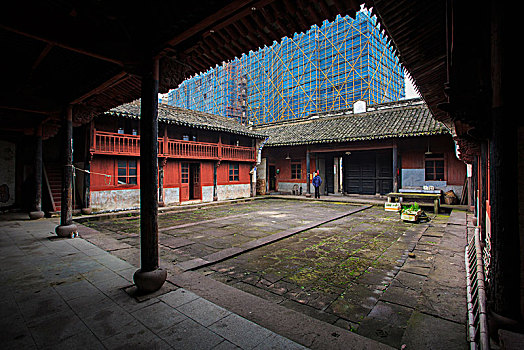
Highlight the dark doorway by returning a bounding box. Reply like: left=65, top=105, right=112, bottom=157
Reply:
left=268, top=165, right=276, bottom=191
left=343, top=150, right=392, bottom=195
left=325, top=157, right=335, bottom=194
left=189, top=163, right=201, bottom=200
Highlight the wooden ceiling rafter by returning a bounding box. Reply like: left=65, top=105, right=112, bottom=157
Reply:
left=2, top=0, right=379, bottom=129
left=0, top=24, right=125, bottom=67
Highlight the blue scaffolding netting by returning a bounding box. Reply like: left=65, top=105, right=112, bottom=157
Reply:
left=160, top=8, right=405, bottom=125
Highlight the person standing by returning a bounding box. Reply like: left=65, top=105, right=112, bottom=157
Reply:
left=312, top=170, right=322, bottom=199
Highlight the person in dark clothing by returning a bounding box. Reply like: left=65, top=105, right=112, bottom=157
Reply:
left=312, top=170, right=322, bottom=199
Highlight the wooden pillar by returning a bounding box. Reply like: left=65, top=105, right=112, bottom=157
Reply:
left=213, top=161, right=218, bottom=201
left=479, top=141, right=488, bottom=240
left=55, top=106, right=77, bottom=237
left=133, top=56, right=166, bottom=293
left=487, top=108, right=519, bottom=320
left=82, top=122, right=93, bottom=215
left=158, top=158, right=166, bottom=207
left=29, top=124, right=44, bottom=219
left=392, top=143, right=398, bottom=192
left=306, top=148, right=311, bottom=196
left=486, top=0, right=518, bottom=322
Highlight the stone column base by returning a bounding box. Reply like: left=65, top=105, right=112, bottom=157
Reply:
left=133, top=268, right=167, bottom=294
left=81, top=207, right=92, bottom=215
left=55, top=224, right=78, bottom=238
left=29, top=211, right=45, bottom=220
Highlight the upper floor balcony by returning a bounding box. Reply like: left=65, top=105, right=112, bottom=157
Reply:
left=91, top=130, right=256, bottom=162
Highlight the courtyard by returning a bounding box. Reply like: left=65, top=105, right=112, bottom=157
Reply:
left=79, top=198, right=468, bottom=348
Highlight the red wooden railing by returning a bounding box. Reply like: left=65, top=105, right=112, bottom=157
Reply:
left=93, top=131, right=140, bottom=155
left=91, top=130, right=255, bottom=161
left=221, top=144, right=255, bottom=161
left=165, top=139, right=219, bottom=159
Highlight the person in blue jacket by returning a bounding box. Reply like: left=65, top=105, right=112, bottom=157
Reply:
left=312, top=170, right=322, bottom=199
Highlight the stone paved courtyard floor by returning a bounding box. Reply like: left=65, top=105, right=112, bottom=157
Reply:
left=79, top=198, right=469, bottom=349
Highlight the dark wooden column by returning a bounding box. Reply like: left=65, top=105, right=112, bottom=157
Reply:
left=82, top=122, right=93, bottom=215
left=306, top=148, right=311, bottom=196
left=29, top=124, right=44, bottom=219
left=392, top=143, right=398, bottom=192
left=133, top=56, right=166, bottom=293
left=488, top=108, right=519, bottom=321
left=479, top=141, right=488, bottom=241
left=55, top=106, right=77, bottom=237
left=486, top=0, right=518, bottom=322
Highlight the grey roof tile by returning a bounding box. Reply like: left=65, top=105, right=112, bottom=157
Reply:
left=106, top=101, right=266, bottom=139
left=253, top=100, right=448, bottom=146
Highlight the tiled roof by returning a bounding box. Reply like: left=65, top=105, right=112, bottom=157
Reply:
left=253, top=99, right=449, bottom=147
left=106, top=101, right=267, bottom=139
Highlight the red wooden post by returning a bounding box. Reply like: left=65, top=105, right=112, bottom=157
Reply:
left=92, top=126, right=96, bottom=152
left=218, top=134, right=222, bottom=159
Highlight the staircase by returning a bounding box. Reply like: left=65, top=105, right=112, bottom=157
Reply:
left=44, top=164, right=80, bottom=214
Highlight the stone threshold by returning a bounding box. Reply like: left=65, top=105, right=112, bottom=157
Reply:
left=175, top=205, right=372, bottom=271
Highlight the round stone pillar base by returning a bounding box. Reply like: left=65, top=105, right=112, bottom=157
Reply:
left=55, top=224, right=78, bottom=238
left=29, top=211, right=45, bottom=220
left=133, top=268, right=167, bottom=294
left=81, top=207, right=93, bottom=215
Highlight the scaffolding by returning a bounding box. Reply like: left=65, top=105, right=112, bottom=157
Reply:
left=167, top=8, right=405, bottom=125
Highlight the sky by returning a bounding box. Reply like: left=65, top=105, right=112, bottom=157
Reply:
left=404, top=73, right=421, bottom=99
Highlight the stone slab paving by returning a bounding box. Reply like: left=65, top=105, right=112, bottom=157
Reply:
left=1, top=198, right=469, bottom=349
left=192, top=204, right=469, bottom=349
left=0, top=213, right=309, bottom=349
left=78, top=199, right=366, bottom=276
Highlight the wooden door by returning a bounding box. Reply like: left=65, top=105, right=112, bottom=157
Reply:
left=190, top=163, right=201, bottom=200
left=268, top=165, right=276, bottom=191
left=180, top=162, right=189, bottom=202
left=344, top=151, right=392, bottom=195
left=325, top=157, right=335, bottom=194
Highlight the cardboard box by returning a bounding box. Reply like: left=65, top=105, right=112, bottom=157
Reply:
left=385, top=202, right=401, bottom=212
left=401, top=210, right=422, bottom=222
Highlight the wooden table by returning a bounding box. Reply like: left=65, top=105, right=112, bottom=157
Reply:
left=386, top=192, right=441, bottom=214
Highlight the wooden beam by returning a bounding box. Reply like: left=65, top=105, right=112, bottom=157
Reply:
left=0, top=24, right=125, bottom=67
left=32, top=43, right=54, bottom=71
left=0, top=105, right=55, bottom=115
left=70, top=72, right=128, bottom=105
left=166, top=0, right=277, bottom=48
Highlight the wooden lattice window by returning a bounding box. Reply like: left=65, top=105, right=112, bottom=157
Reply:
left=117, top=159, right=137, bottom=185
left=229, top=163, right=239, bottom=181
left=425, top=153, right=445, bottom=181
left=291, top=161, right=302, bottom=179
left=181, top=162, right=189, bottom=183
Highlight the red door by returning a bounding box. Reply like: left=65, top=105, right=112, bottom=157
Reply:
left=180, top=162, right=189, bottom=202
left=190, top=163, right=201, bottom=200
